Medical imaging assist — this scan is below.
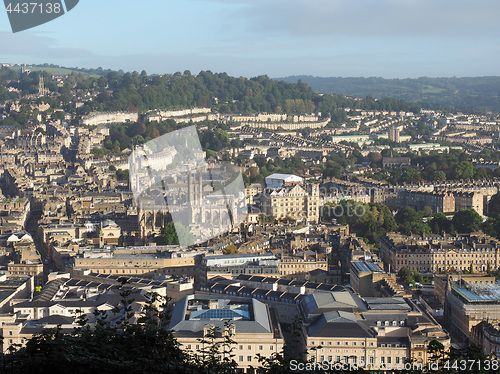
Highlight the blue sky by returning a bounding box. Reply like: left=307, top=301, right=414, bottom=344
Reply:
left=1, top=0, right=500, bottom=78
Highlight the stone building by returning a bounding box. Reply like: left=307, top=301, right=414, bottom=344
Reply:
left=260, top=183, right=320, bottom=223
left=168, top=294, right=284, bottom=372
left=444, top=280, right=500, bottom=343
left=380, top=232, right=500, bottom=274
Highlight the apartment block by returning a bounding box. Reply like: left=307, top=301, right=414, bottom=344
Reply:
left=380, top=232, right=500, bottom=274
left=444, top=280, right=500, bottom=343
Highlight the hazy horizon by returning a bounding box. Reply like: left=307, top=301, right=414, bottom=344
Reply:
left=1, top=0, right=499, bottom=79
left=4, top=62, right=500, bottom=81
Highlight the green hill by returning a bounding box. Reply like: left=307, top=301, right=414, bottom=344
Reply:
left=7, top=63, right=111, bottom=77
left=276, top=75, right=500, bottom=113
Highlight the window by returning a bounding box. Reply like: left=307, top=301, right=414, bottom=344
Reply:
left=247, top=356, right=252, bottom=362
left=396, top=357, right=400, bottom=364
left=239, top=356, right=243, bottom=362
left=387, top=357, right=391, bottom=364
left=259, top=345, right=263, bottom=350
left=270, top=345, right=273, bottom=350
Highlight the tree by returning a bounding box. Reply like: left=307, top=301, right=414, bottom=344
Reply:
left=427, top=340, right=445, bottom=363
left=157, top=222, right=178, bottom=245
left=51, top=110, right=65, bottom=121
left=395, top=206, right=421, bottom=226
left=431, top=170, right=446, bottom=181
left=223, top=244, right=238, bottom=255
left=429, top=213, right=454, bottom=234
left=367, top=152, right=382, bottom=166
left=394, top=206, right=432, bottom=235
left=259, top=214, right=276, bottom=223
left=481, top=216, right=500, bottom=239
left=452, top=209, right=483, bottom=233
left=398, top=266, right=415, bottom=285
left=422, top=206, right=432, bottom=218
left=256, top=314, right=319, bottom=374
left=451, top=161, right=474, bottom=180
left=414, top=269, right=424, bottom=283
left=193, top=321, right=237, bottom=374
left=2, top=285, right=187, bottom=374
left=116, top=169, right=129, bottom=181
left=399, top=221, right=431, bottom=236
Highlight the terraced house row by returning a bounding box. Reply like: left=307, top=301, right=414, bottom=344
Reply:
left=380, top=232, right=500, bottom=274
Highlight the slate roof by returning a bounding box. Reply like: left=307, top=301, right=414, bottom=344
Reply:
left=302, top=291, right=365, bottom=316
left=307, top=311, right=373, bottom=338
left=169, top=295, right=272, bottom=335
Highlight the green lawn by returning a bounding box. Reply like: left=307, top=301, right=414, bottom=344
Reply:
left=9, top=64, right=101, bottom=77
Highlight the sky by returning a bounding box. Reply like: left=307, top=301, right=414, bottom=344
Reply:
left=1, top=0, right=500, bottom=78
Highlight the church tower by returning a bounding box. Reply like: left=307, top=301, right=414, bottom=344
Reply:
left=38, top=76, right=47, bottom=96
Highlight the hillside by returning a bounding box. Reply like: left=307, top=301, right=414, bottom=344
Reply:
left=6, top=63, right=113, bottom=77
left=276, top=76, right=500, bottom=113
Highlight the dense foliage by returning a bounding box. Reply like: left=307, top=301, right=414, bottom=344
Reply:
left=324, top=200, right=397, bottom=244
left=394, top=206, right=432, bottom=236
left=398, top=266, right=424, bottom=285
left=155, top=222, right=194, bottom=246
left=367, top=151, right=499, bottom=185
left=2, top=67, right=421, bottom=129
left=2, top=285, right=186, bottom=374
left=279, top=75, right=500, bottom=113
